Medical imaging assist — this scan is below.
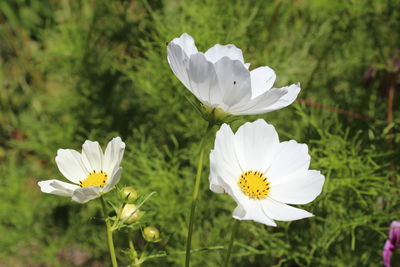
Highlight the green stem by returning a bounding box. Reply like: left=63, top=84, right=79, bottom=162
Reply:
left=223, top=220, right=240, bottom=267
left=185, top=122, right=214, bottom=267
left=128, top=229, right=140, bottom=266
left=145, top=245, right=224, bottom=260
left=100, top=196, right=118, bottom=267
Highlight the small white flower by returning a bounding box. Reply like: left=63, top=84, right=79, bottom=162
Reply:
left=209, top=119, right=324, bottom=226
left=167, top=33, right=300, bottom=116
left=38, top=137, right=126, bottom=204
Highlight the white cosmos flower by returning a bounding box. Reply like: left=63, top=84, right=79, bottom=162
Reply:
left=167, top=33, right=301, bottom=116
left=209, top=119, right=324, bottom=226
left=38, top=137, right=126, bottom=204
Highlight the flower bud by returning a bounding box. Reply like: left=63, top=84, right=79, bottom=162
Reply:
left=120, top=186, right=138, bottom=202
left=120, top=204, right=141, bottom=224
left=143, top=226, right=160, bottom=242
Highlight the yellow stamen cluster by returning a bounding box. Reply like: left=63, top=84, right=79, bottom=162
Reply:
left=80, top=170, right=108, bottom=188
left=238, top=170, right=270, bottom=199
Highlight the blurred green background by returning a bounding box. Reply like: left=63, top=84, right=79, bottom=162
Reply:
left=1, top=0, right=399, bottom=266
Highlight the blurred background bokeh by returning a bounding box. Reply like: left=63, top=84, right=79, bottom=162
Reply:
left=0, top=0, right=399, bottom=266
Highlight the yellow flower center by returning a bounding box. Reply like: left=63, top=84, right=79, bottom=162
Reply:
left=79, top=170, right=108, bottom=188
left=238, top=170, right=270, bottom=199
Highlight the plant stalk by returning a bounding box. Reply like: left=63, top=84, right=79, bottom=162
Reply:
left=387, top=79, right=396, bottom=186
left=223, top=220, right=240, bottom=267
left=128, top=229, right=140, bottom=266
left=185, top=122, right=214, bottom=267
left=100, top=196, right=118, bottom=267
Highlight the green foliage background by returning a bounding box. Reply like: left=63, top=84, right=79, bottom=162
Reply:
left=1, top=0, right=399, bottom=266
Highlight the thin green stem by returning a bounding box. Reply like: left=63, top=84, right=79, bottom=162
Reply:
left=145, top=245, right=224, bottom=260
left=100, top=196, right=118, bottom=267
left=185, top=122, right=214, bottom=267
left=128, top=229, right=140, bottom=266
left=128, top=230, right=137, bottom=258
left=223, top=220, right=240, bottom=267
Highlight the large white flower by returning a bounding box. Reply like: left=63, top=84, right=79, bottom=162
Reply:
left=209, top=119, right=324, bottom=226
left=38, top=137, right=126, bottom=204
left=167, top=33, right=300, bottom=116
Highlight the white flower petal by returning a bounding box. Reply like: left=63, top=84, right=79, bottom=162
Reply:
left=103, top=167, right=122, bottom=193
left=250, top=66, right=276, bottom=98
left=227, top=86, right=288, bottom=115
left=209, top=151, right=225, bottom=194
left=204, top=44, right=244, bottom=64
left=267, top=140, right=310, bottom=182
left=213, top=124, right=243, bottom=176
left=55, top=149, right=88, bottom=183
left=170, top=33, right=198, bottom=57
left=104, top=137, right=126, bottom=176
left=269, top=170, right=325, bottom=204
left=233, top=199, right=277, bottom=226
left=214, top=57, right=252, bottom=107
left=234, top=119, right=280, bottom=172
left=72, top=186, right=101, bottom=203
left=232, top=204, right=246, bottom=218
left=81, top=140, right=103, bottom=172
left=187, top=53, right=221, bottom=105
left=38, top=179, right=79, bottom=197
left=261, top=198, right=313, bottom=221
left=215, top=172, right=279, bottom=227
left=215, top=173, right=251, bottom=210
left=167, top=43, right=191, bottom=90
left=210, top=151, right=244, bottom=196
left=262, top=83, right=301, bottom=111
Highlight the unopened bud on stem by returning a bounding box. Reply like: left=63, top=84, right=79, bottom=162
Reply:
left=143, top=226, right=160, bottom=242
left=120, top=186, right=138, bottom=202
left=120, top=204, right=141, bottom=224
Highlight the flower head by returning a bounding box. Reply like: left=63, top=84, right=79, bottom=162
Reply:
left=38, top=137, right=125, bottom=203
left=167, top=33, right=300, bottom=117
left=209, top=119, right=324, bottom=226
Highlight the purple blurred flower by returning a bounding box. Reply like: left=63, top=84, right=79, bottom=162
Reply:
left=384, top=240, right=395, bottom=267
left=383, top=221, right=400, bottom=267
left=389, top=221, right=400, bottom=246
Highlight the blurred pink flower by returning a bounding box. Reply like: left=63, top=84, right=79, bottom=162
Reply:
left=389, top=221, right=400, bottom=246
left=383, top=221, right=400, bottom=267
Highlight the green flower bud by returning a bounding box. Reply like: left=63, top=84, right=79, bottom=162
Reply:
left=120, top=186, right=138, bottom=202
left=120, top=204, right=141, bottom=224
left=143, top=226, right=160, bottom=242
